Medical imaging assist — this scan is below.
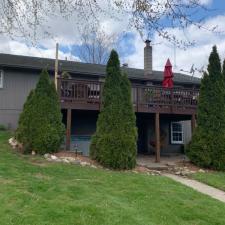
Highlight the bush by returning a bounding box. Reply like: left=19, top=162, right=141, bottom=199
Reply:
left=16, top=90, right=35, bottom=152
left=186, top=46, right=225, bottom=170
left=16, top=70, right=65, bottom=154
left=61, top=71, right=71, bottom=79
left=90, top=50, right=137, bottom=169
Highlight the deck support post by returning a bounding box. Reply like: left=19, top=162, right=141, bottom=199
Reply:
left=66, top=108, right=72, bottom=151
left=155, top=113, right=160, bottom=163
left=191, top=114, right=196, bottom=134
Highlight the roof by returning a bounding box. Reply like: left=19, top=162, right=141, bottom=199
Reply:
left=0, top=53, right=201, bottom=85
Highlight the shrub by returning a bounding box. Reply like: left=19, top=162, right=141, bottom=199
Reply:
left=90, top=50, right=137, bottom=169
left=16, top=70, right=65, bottom=154
left=16, top=90, right=35, bottom=152
left=61, top=71, right=71, bottom=79
left=186, top=46, right=225, bottom=170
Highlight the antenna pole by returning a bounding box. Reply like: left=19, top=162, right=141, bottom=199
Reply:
left=173, top=43, right=177, bottom=69
left=55, top=43, right=59, bottom=89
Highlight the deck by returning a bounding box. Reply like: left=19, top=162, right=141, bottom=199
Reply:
left=58, top=78, right=199, bottom=115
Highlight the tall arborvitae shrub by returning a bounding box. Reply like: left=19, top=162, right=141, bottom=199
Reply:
left=90, top=50, right=137, bottom=169
left=16, top=70, right=65, bottom=154
left=186, top=46, right=225, bottom=170
left=16, top=90, right=35, bottom=152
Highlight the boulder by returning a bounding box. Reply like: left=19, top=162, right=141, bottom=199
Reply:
left=62, top=158, right=70, bottom=163
left=31, top=151, right=36, bottom=155
left=44, top=153, right=50, bottom=159
left=50, top=155, right=58, bottom=160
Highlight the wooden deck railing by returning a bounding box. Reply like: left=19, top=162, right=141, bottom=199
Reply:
left=58, top=78, right=199, bottom=115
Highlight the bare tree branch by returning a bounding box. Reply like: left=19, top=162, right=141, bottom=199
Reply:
left=0, top=0, right=221, bottom=47
left=75, top=24, right=117, bottom=64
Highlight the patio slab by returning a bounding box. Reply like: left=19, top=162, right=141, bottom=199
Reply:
left=136, top=154, right=186, bottom=170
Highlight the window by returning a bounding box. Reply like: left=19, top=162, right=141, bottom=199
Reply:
left=0, top=70, right=3, bottom=88
left=171, top=122, right=183, bottom=144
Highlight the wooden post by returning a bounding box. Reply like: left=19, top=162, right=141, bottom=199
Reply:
left=55, top=43, right=59, bottom=90
left=170, top=89, right=174, bottom=113
left=66, top=108, right=71, bottom=151
left=155, top=113, right=160, bottom=163
left=136, top=87, right=139, bottom=112
left=191, top=114, right=196, bottom=134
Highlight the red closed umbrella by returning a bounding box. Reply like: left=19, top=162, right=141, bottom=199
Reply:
left=162, top=59, right=174, bottom=88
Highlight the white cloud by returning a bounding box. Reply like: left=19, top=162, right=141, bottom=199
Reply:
left=124, top=15, right=225, bottom=77
left=0, top=36, right=79, bottom=61
left=199, top=0, right=213, bottom=5
left=0, top=1, right=224, bottom=79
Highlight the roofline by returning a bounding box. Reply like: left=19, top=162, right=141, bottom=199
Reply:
left=0, top=53, right=201, bottom=85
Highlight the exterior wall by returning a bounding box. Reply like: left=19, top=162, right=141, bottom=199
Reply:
left=71, top=110, right=98, bottom=135
left=0, top=67, right=100, bottom=129
left=0, top=109, right=22, bottom=130
left=0, top=66, right=193, bottom=156
left=62, top=110, right=98, bottom=155
left=0, top=68, right=39, bottom=129
left=137, top=114, right=191, bottom=156
left=65, top=111, right=191, bottom=156
left=181, top=120, right=192, bottom=144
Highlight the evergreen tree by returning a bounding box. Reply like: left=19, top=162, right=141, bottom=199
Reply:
left=186, top=46, right=225, bottom=170
left=90, top=50, right=137, bottom=169
left=223, top=59, right=225, bottom=80
left=16, top=90, right=35, bottom=152
left=16, top=70, right=65, bottom=154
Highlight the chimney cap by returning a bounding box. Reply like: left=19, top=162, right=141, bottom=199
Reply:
left=145, top=39, right=151, bottom=46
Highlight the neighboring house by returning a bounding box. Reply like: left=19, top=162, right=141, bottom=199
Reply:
left=0, top=41, right=200, bottom=161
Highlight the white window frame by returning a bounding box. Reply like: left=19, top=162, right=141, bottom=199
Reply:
left=0, top=70, right=3, bottom=88
left=171, top=122, right=184, bottom=144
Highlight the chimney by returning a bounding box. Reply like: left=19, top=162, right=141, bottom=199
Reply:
left=144, top=40, right=152, bottom=76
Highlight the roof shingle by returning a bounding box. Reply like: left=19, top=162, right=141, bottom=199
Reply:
left=0, top=53, right=201, bottom=85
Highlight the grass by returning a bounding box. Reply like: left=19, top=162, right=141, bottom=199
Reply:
left=191, top=172, right=225, bottom=191
left=1, top=131, right=225, bottom=225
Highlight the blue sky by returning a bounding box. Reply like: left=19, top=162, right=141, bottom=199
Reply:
left=59, top=0, right=225, bottom=74
left=0, top=0, right=225, bottom=77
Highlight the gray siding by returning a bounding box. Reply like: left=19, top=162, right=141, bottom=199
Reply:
left=0, top=66, right=193, bottom=155
left=137, top=114, right=192, bottom=156
left=181, top=120, right=192, bottom=144
left=0, top=68, right=39, bottom=129
left=66, top=111, right=192, bottom=156
left=0, top=109, right=21, bottom=130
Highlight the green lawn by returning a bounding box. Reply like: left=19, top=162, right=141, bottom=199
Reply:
left=191, top=172, right=225, bottom=191
left=1, top=131, right=225, bottom=225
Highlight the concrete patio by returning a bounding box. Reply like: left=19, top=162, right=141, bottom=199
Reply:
left=137, top=154, right=187, bottom=170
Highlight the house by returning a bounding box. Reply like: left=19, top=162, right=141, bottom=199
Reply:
left=0, top=41, right=200, bottom=161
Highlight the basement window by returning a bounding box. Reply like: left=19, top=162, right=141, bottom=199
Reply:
left=171, top=122, right=183, bottom=144
left=0, top=70, right=3, bottom=88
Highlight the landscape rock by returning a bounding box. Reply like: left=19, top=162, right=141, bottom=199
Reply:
left=46, top=157, right=53, bottom=162
left=31, top=151, right=36, bottom=155
left=80, top=161, right=90, bottom=166
left=8, top=137, right=18, bottom=149
left=8, top=137, right=23, bottom=150
left=42, top=153, right=102, bottom=170
left=90, top=165, right=97, bottom=169
left=62, top=158, right=70, bottom=163
left=50, top=155, right=58, bottom=160
left=175, top=171, right=182, bottom=175
left=44, top=153, right=50, bottom=159
left=72, top=160, right=81, bottom=165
